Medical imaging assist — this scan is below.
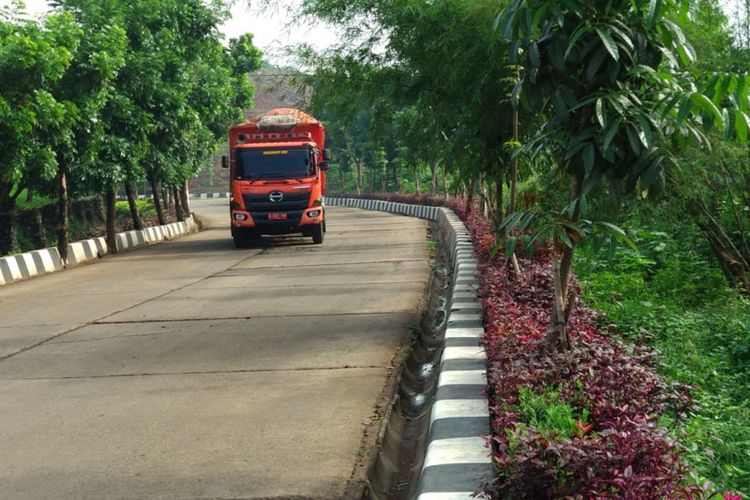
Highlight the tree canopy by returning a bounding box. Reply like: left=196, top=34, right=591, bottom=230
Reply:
left=0, top=0, right=261, bottom=257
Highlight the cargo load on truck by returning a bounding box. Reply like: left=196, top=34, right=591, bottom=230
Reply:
left=223, top=108, right=330, bottom=247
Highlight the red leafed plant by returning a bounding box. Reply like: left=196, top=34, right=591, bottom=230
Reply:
left=333, top=193, right=737, bottom=499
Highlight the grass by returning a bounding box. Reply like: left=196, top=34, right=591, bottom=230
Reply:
left=15, top=189, right=55, bottom=210
left=577, top=227, right=750, bottom=494
left=511, top=387, right=588, bottom=442
left=115, top=199, right=157, bottom=220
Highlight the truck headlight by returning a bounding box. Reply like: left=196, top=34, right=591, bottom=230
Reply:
left=234, top=213, right=247, bottom=221
left=308, top=210, right=320, bottom=218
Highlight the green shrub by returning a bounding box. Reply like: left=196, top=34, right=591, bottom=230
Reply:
left=115, top=200, right=157, bottom=221
left=578, top=239, right=750, bottom=494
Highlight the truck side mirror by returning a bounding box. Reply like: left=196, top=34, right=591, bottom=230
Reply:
left=319, top=163, right=330, bottom=171
left=221, top=155, right=229, bottom=169
left=322, top=149, right=332, bottom=162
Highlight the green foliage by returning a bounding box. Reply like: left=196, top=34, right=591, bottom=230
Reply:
left=229, top=33, right=263, bottom=75
left=0, top=10, right=77, bottom=192
left=302, top=0, right=750, bottom=491
left=115, top=199, right=155, bottom=219
left=14, top=190, right=56, bottom=209
left=513, top=387, right=587, bottom=442
left=578, top=217, right=750, bottom=493
left=0, top=0, right=260, bottom=253
left=303, top=0, right=516, bottom=197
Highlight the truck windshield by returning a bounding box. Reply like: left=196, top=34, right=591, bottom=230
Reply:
left=235, top=148, right=312, bottom=180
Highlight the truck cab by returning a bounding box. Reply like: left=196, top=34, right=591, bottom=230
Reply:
left=223, top=109, right=329, bottom=247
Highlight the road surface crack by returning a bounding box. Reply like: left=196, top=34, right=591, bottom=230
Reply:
left=94, top=311, right=412, bottom=325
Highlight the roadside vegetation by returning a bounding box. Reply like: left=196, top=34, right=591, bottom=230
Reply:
left=0, top=0, right=261, bottom=259
left=4, top=0, right=750, bottom=495
left=576, top=202, right=750, bottom=492
left=295, top=0, right=750, bottom=496
left=12, top=196, right=164, bottom=253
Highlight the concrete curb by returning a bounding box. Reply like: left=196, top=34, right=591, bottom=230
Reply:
left=188, top=192, right=230, bottom=199
left=0, top=216, right=198, bottom=287
left=325, top=197, right=492, bottom=498
left=128, top=192, right=228, bottom=200
left=0, top=247, right=64, bottom=286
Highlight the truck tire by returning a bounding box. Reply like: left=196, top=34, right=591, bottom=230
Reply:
left=312, top=223, right=324, bottom=244
left=233, top=229, right=259, bottom=248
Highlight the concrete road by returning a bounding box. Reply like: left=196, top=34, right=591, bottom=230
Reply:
left=0, top=199, right=429, bottom=500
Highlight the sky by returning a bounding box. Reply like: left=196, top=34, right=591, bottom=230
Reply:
left=0, top=0, right=340, bottom=64
left=2, top=1, right=744, bottom=64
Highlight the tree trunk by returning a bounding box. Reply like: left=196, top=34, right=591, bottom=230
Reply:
left=356, top=161, right=362, bottom=195
left=57, top=165, right=70, bottom=263
left=173, top=186, right=184, bottom=222
left=465, top=177, right=477, bottom=214
left=430, top=161, right=438, bottom=195
left=545, top=176, right=583, bottom=351
left=125, top=182, right=143, bottom=230
left=30, top=208, right=46, bottom=249
left=442, top=163, right=448, bottom=200
left=180, top=181, right=191, bottom=219
left=149, top=174, right=166, bottom=225
left=508, top=105, right=522, bottom=278
left=712, top=235, right=750, bottom=294
left=479, top=180, right=487, bottom=218
left=694, top=216, right=750, bottom=296
left=162, top=187, right=171, bottom=216
left=495, top=176, right=503, bottom=227
left=105, top=187, right=117, bottom=254
left=414, top=166, right=421, bottom=195
left=508, top=105, right=519, bottom=217
left=0, top=182, right=18, bottom=256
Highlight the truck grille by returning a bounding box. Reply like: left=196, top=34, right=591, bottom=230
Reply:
left=242, top=192, right=310, bottom=213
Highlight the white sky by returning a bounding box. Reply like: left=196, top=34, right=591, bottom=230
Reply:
left=0, top=0, right=340, bottom=65
left=3, top=1, right=745, bottom=64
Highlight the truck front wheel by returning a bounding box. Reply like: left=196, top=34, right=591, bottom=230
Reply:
left=311, top=223, right=324, bottom=244
left=233, top=235, right=246, bottom=249
left=233, top=229, right=259, bottom=248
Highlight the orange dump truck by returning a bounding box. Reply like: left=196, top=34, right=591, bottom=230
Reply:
left=222, top=108, right=329, bottom=247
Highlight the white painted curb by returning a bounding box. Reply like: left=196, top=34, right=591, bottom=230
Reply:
left=189, top=192, right=230, bottom=199
left=0, top=216, right=198, bottom=286
left=325, top=196, right=491, bottom=498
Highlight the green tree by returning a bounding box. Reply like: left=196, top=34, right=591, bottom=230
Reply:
left=102, top=0, right=255, bottom=226
left=0, top=9, right=76, bottom=255
left=676, top=1, right=750, bottom=295
left=496, top=0, right=743, bottom=349
left=301, top=0, right=517, bottom=215
left=45, top=3, right=127, bottom=258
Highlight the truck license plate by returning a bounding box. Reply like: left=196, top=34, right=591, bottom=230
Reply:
left=268, top=213, right=287, bottom=220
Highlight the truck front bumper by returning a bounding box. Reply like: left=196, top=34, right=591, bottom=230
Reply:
left=231, top=208, right=323, bottom=234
